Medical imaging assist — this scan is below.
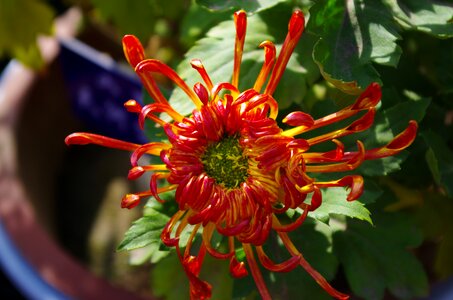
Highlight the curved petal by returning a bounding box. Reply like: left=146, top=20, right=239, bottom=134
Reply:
left=122, top=35, right=145, bottom=68
left=254, top=41, right=276, bottom=92
left=315, top=175, right=364, bottom=201
left=264, top=10, right=305, bottom=95
left=65, top=133, right=140, bottom=151
left=256, top=245, right=301, bottom=272
left=232, top=10, right=247, bottom=89
left=136, top=59, right=203, bottom=109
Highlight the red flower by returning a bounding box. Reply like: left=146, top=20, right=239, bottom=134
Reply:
left=66, top=10, right=417, bottom=300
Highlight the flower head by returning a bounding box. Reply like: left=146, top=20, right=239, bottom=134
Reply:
left=66, top=10, right=417, bottom=300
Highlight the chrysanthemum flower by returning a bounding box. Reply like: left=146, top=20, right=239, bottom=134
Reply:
left=66, top=10, right=417, bottom=300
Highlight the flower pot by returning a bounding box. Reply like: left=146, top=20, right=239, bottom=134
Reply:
left=0, top=8, right=153, bottom=300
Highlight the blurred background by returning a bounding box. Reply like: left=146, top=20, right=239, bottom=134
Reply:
left=1, top=0, right=453, bottom=299
left=0, top=0, right=196, bottom=298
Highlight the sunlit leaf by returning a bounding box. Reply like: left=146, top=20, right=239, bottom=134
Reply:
left=196, top=0, right=286, bottom=13
left=308, top=187, right=374, bottom=224
left=117, top=214, right=169, bottom=252
left=168, top=4, right=318, bottom=117
left=310, top=0, right=402, bottom=93
left=383, top=0, right=453, bottom=38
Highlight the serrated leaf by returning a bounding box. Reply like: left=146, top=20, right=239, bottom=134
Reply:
left=308, top=187, right=372, bottom=224
left=333, top=212, right=428, bottom=300
left=0, top=0, right=54, bottom=68
left=117, top=210, right=169, bottom=251
left=383, top=0, right=453, bottom=38
left=167, top=6, right=317, bottom=117
left=196, top=0, right=286, bottom=13
left=422, top=131, right=453, bottom=196
left=128, top=243, right=170, bottom=265
left=310, top=0, right=402, bottom=93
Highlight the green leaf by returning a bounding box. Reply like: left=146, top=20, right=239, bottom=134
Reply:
left=422, top=131, right=453, bottom=196
left=357, top=155, right=408, bottom=177
left=383, top=0, right=453, bottom=38
left=151, top=254, right=190, bottom=300
left=167, top=4, right=318, bottom=117
left=0, top=0, right=54, bottom=68
left=308, top=187, right=373, bottom=224
left=196, top=0, right=287, bottom=13
left=129, top=244, right=169, bottom=265
left=310, top=0, right=402, bottom=93
left=332, top=211, right=428, bottom=300
left=117, top=209, right=169, bottom=251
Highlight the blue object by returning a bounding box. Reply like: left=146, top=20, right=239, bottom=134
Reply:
left=0, top=220, right=70, bottom=300
left=423, top=276, right=453, bottom=300
left=58, top=38, right=147, bottom=144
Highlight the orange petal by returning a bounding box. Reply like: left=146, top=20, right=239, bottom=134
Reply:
left=150, top=172, right=171, bottom=203
left=264, top=10, right=305, bottom=95
left=272, top=204, right=309, bottom=232
left=121, top=193, right=141, bottom=209
left=283, top=111, right=315, bottom=128
left=122, top=35, right=145, bottom=68
left=243, top=243, right=272, bottom=300
left=191, top=59, right=214, bottom=91
left=194, top=82, right=210, bottom=105
left=136, top=59, right=203, bottom=109
left=256, top=246, right=301, bottom=272
left=254, top=41, right=276, bottom=92
left=124, top=99, right=142, bottom=113
left=274, top=223, right=350, bottom=300
left=202, top=223, right=233, bottom=259
left=307, top=109, right=375, bottom=146
left=305, top=141, right=365, bottom=173
left=161, top=211, right=185, bottom=247
left=315, top=175, right=364, bottom=201
left=365, top=120, right=418, bottom=159
left=127, top=164, right=167, bottom=180
left=229, top=256, right=248, bottom=278
left=232, top=10, right=247, bottom=89
left=65, top=133, right=140, bottom=151
left=351, top=82, right=381, bottom=110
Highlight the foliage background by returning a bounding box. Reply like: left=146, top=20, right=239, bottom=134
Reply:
left=2, top=0, right=453, bottom=299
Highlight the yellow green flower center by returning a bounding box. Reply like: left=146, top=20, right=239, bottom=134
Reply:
left=201, top=136, right=249, bottom=189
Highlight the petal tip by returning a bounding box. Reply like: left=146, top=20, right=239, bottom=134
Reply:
left=122, top=35, right=145, bottom=68
left=289, top=10, right=305, bottom=38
